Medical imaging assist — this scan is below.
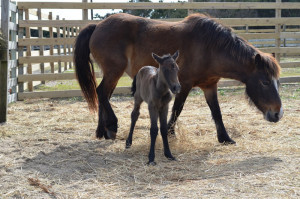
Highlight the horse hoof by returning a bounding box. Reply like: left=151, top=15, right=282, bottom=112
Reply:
left=125, top=141, right=131, bottom=149
left=223, top=140, right=236, bottom=145
left=106, top=130, right=117, bottom=140
left=147, top=161, right=157, bottom=166
left=168, top=156, right=176, bottom=161
left=219, top=139, right=236, bottom=145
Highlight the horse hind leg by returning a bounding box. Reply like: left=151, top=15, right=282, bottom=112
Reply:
left=126, top=96, right=142, bottom=148
left=96, top=59, right=127, bottom=140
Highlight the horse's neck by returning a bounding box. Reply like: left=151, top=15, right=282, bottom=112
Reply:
left=217, top=55, right=252, bottom=83
left=155, top=68, right=169, bottom=95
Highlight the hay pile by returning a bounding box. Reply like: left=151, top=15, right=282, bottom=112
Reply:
left=0, top=84, right=299, bottom=198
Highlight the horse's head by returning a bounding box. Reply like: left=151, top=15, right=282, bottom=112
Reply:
left=245, top=53, right=283, bottom=122
left=152, top=50, right=181, bottom=94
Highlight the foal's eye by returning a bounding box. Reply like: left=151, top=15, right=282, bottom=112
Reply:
left=261, top=80, right=271, bottom=86
left=171, top=64, right=176, bottom=69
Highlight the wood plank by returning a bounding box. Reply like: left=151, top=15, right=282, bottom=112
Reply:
left=280, top=32, right=300, bottom=39
left=279, top=76, right=300, bottom=83
left=7, top=93, right=17, bottom=104
left=18, top=37, right=75, bottom=46
left=8, top=60, right=17, bottom=70
left=258, top=47, right=300, bottom=54
left=7, top=78, right=17, bottom=89
left=18, top=17, right=300, bottom=28
left=29, top=9, right=50, bottom=19
left=239, top=33, right=279, bottom=40
left=19, top=55, right=73, bottom=64
left=8, top=41, right=17, bottom=50
left=17, top=2, right=300, bottom=10
left=18, top=72, right=103, bottom=82
left=17, top=76, right=300, bottom=100
left=9, top=22, right=17, bottom=31
left=9, top=2, right=17, bottom=12
left=280, top=62, right=300, bottom=68
left=0, top=0, right=9, bottom=123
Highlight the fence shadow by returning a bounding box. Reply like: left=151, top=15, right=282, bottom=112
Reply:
left=22, top=140, right=282, bottom=185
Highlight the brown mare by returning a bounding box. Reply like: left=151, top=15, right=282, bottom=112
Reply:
left=74, top=13, right=283, bottom=144
left=126, top=51, right=181, bottom=165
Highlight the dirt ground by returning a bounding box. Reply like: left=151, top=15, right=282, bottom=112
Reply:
left=0, top=84, right=299, bottom=198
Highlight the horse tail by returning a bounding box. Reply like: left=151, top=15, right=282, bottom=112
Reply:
left=74, top=24, right=98, bottom=112
left=131, top=75, right=137, bottom=97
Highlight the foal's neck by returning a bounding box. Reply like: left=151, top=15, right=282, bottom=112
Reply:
left=155, top=68, right=169, bottom=95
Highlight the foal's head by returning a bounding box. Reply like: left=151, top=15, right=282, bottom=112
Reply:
left=152, top=51, right=181, bottom=94
left=245, top=53, right=283, bottom=123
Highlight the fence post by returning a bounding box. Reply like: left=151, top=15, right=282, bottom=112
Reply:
left=18, top=9, right=25, bottom=93
left=10, top=1, right=17, bottom=103
left=25, top=9, right=33, bottom=91
left=0, top=0, right=9, bottom=123
left=67, top=27, right=72, bottom=69
left=275, top=0, right=281, bottom=61
left=48, top=12, right=55, bottom=73
left=56, top=15, right=62, bottom=73
left=37, top=8, right=45, bottom=84
left=82, top=0, right=88, bottom=20
left=188, top=0, right=193, bottom=15
left=63, top=18, right=67, bottom=70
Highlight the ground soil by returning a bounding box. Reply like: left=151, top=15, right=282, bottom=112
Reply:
left=0, top=84, right=299, bottom=198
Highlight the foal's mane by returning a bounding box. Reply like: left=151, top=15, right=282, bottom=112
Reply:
left=184, top=13, right=280, bottom=78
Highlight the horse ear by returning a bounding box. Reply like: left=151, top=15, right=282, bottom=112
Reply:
left=152, top=53, right=163, bottom=64
left=254, top=54, right=262, bottom=67
left=172, top=50, right=179, bottom=60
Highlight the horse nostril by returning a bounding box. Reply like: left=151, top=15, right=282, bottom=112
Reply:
left=274, top=112, right=279, bottom=119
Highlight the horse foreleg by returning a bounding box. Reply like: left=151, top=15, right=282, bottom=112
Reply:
left=167, top=84, right=192, bottom=135
left=148, top=104, right=159, bottom=165
left=159, top=105, right=175, bottom=161
left=202, top=84, right=236, bottom=144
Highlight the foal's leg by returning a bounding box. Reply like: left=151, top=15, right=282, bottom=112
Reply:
left=202, top=84, right=236, bottom=144
left=159, top=105, right=175, bottom=160
left=167, top=84, right=192, bottom=135
left=148, top=104, right=159, bottom=165
left=126, top=96, right=143, bottom=148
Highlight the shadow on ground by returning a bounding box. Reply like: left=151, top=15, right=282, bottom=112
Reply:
left=22, top=140, right=282, bottom=184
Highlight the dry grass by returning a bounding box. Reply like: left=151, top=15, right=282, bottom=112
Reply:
left=0, top=84, right=299, bottom=198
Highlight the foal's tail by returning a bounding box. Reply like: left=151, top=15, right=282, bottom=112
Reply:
left=131, top=75, right=137, bottom=97
left=74, top=24, right=98, bottom=112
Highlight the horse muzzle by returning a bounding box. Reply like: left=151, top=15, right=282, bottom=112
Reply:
left=264, top=107, right=283, bottom=123
left=171, top=84, right=181, bottom=94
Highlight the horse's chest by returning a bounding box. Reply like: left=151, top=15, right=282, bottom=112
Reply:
left=155, top=92, right=172, bottom=108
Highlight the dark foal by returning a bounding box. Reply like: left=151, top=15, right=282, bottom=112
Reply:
left=126, top=51, right=181, bottom=165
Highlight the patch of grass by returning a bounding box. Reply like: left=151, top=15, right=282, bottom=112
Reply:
left=35, top=76, right=132, bottom=91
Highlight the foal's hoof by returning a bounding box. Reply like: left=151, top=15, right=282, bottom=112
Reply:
left=125, top=140, right=132, bottom=149
left=147, top=161, right=157, bottom=166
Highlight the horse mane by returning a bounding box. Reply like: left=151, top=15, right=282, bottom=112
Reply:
left=184, top=13, right=280, bottom=78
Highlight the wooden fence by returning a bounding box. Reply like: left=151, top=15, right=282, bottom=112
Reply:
left=0, top=1, right=299, bottom=112
left=0, top=0, right=17, bottom=123
left=15, top=1, right=300, bottom=100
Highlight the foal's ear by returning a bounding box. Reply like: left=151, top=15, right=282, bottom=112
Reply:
left=152, top=53, right=163, bottom=64
left=172, top=50, right=179, bottom=61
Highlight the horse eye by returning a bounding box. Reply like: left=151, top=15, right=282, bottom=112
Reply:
left=171, top=64, right=175, bottom=69
left=261, top=80, right=270, bottom=86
